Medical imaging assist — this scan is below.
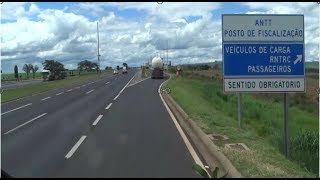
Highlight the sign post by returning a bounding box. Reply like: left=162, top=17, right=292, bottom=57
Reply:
left=222, top=14, right=305, bottom=156
left=238, top=93, right=243, bottom=128
left=284, top=93, right=289, bottom=157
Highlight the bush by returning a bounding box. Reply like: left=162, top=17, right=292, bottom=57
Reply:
left=216, top=91, right=228, bottom=102
left=168, top=67, right=176, bottom=74
left=213, top=64, right=219, bottom=70
left=305, top=68, right=318, bottom=73
left=289, top=130, right=319, bottom=173
left=48, top=75, right=55, bottom=81
left=274, top=130, right=319, bottom=174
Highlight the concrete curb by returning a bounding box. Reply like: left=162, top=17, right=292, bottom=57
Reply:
left=160, top=76, right=243, bottom=178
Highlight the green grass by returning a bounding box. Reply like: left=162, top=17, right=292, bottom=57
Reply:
left=167, top=75, right=318, bottom=178
left=1, top=70, right=106, bottom=82
left=305, top=61, right=319, bottom=69
left=2, top=72, right=43, bottom=81
left=1, top=70, right=112, bottom=103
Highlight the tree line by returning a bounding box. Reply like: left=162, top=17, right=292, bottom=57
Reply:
left=13, top=59, right=128, bottom=81
left=13, top=64, right=39, bottom=81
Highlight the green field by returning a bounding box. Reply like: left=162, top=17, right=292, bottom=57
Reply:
left=305, top=61, right=319, bottom=69
left=167, top=75, right=318, bottom=178
left=2, top=72, right=43, bottom=81
left=1, top=70, right=112, bottom=103
left=1, top=69, right=106, bottom=82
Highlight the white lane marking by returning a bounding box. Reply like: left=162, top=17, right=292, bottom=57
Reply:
left=65, top=136, right=87, bottom=159
left=158, top=77, right=207, bottom=172
left=75, top=86, right=80, bottom=89
left=41, top=96, right=51, bottom=101
left=4, top=113, right=47, bottom=135
left=1, top=103, right=32, bottom=115
left=113, top=72, right=137, bottom=101
left=56, top=92, right=64, bottom=96
left=67, top=89, right=73, bottom=92
left=127, top=77, right=150, bottom=88
left=105, top=82, right=110, bottom=85
left=82, top=85, right=86, bottom=87
left=92, top=115, right=103, bottom=126
left=86, top=89, right=95, bottom=94
left=105, top=103, right=113, bottom=110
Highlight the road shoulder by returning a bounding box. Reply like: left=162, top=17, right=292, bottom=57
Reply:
left=159, top=75, right=242, bottom=178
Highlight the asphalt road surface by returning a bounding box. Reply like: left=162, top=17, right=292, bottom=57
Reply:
left=1, top=69, right=199, bottom=178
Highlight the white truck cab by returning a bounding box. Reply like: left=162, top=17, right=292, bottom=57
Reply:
left=122, top=66, right=127, bottom=74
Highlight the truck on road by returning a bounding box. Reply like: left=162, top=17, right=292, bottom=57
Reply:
left=151, top=56, right=164, bottom=79
left=122, top=66, right=127, bottom=74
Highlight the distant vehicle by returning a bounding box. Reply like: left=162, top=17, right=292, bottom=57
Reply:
left=151, top=56, right=164, bottom=79
left=41, top=69, right=51, bottom=81
left=113, top=69, right=119, bottom=75
left=122, top=66, right=127, bottom=74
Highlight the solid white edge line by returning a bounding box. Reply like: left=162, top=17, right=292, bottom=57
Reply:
left=158, top=76, right=208, bottom=175
left=113, top=72, right=137, bottom=101
left=86, top=89, right=95, bottom=94
left=4, top=113, right=47, bottom=135
left=56, top=92, right=64, bottom=96
left=92, top=115, right=103, bottom=126
left=65, top=136, right=87, bottom=159
left=1, top=103, right=32, bottom=115
left=41, top=96, right=51, bottom=101
left=67, top=89, right=73, bottom=92
left=105, top=103, right=113, bottom=110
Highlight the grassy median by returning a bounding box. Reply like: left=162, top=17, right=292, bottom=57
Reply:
left=1, top=70, right=112, bottom=103
left=141, top=66, right=151, bottom=78
left=167, top=75, right=318, bottom=178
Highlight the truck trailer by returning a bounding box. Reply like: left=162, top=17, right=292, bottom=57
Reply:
left=151, top=57, right=164, bottom=79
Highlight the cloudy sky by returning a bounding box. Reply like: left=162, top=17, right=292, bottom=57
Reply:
left=1, top=2, right=319, bottom=73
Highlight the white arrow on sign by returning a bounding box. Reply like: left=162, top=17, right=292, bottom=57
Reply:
left=294, top=55, right=302, bottom=65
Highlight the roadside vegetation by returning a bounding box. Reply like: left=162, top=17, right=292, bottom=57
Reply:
left=141, top=66, right=151, bottom=78
left=1, top=58, right=130, bottom=103
left=2, top=70, right=112, bottom=103
left=167, top=64, right=318, bottom=178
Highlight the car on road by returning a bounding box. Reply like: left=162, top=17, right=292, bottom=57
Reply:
left=113, top=69, right=119, bottom=75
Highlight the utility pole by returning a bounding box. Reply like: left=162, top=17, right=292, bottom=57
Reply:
left=166, top=40, right=168, bottom=65
left=97, top=22, right=101, bottom=75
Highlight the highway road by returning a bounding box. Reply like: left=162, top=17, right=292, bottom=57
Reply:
left=1, top=69, right=200, bottom=178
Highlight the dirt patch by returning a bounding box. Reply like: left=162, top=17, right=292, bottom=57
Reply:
left=208, top=133, right=229, bottom=141
left=187, top=69, right=223, bottom=80
left=222, top=147, right=296, bottom=177
left=225, top=143, right=250, bottom=151
left=305, top=77, right=319, bottom=104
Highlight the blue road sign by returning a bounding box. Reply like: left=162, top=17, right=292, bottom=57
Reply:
left=223, top=43, right=304, bottom=77
left=222, top=14, right=305, bottom=92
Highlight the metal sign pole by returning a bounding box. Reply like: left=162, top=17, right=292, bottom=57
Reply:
left=284, top=93, right=289, bottom=157
left=238, top=93, right=243, bottom=128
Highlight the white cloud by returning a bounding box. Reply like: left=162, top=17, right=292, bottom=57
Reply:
left=1, top=2, right=319, bottom=73
left=1, top=2, right=40, bottom=21
left=78, top=2, right=221, bottom=20
left=243, top=2, right=319, bottom=62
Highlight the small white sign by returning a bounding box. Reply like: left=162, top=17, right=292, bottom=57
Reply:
left=224, top=78, right=305, bottom=92
left=222, top=15, right=304, bottom=42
